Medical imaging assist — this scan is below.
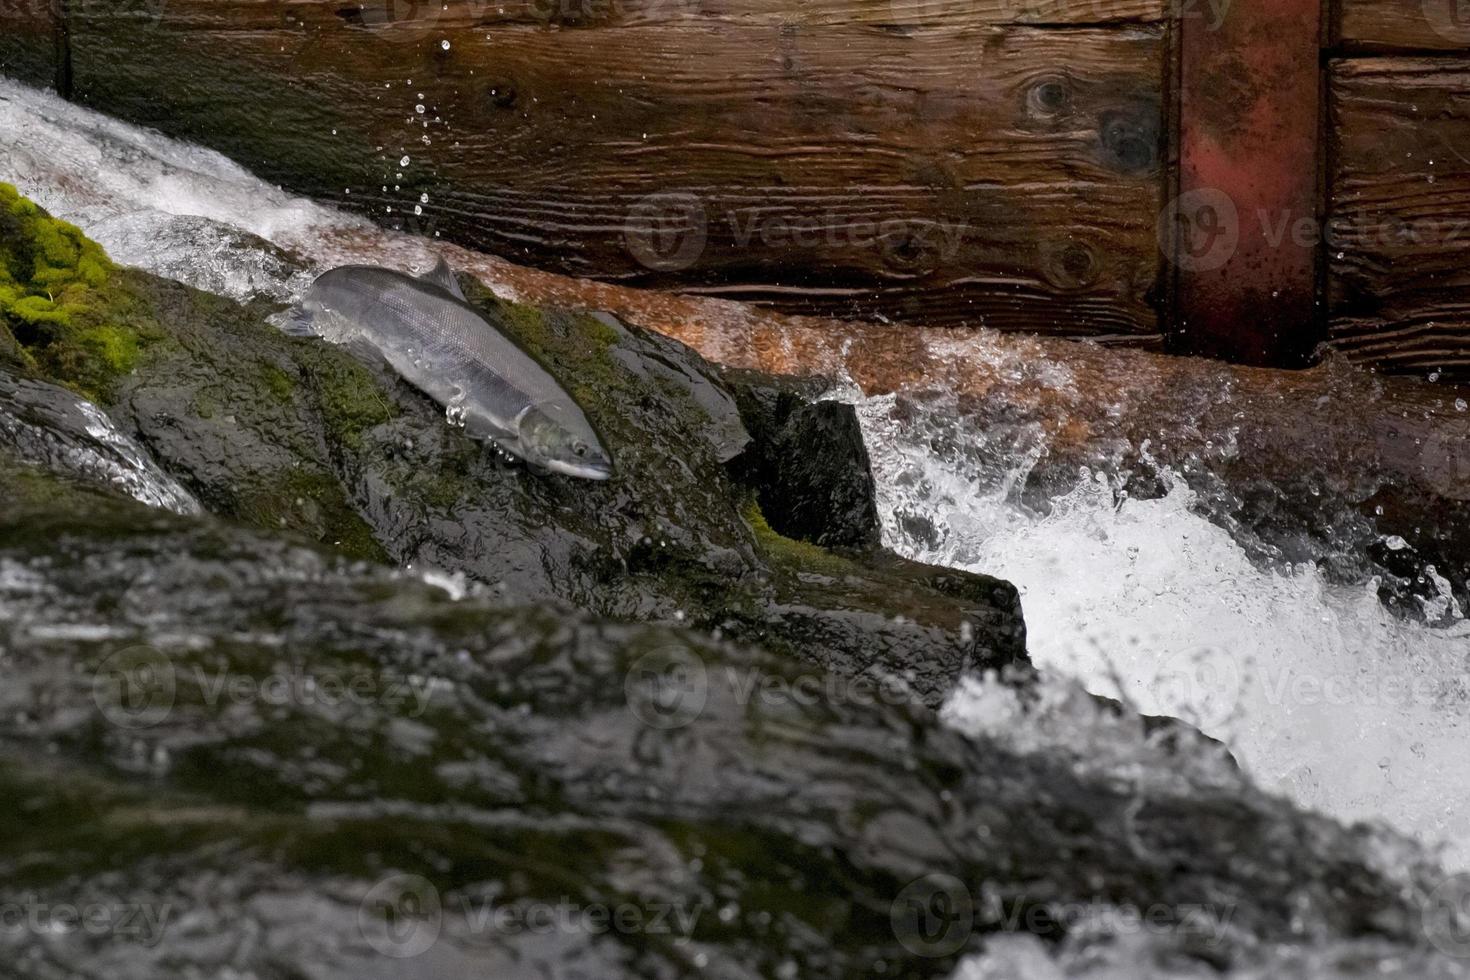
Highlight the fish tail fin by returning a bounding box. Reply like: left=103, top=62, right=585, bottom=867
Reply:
left=277, top=304, right=321, bottom=338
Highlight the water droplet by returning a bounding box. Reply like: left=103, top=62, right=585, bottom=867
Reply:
left=441, top=39, right=451, bottom=50
left=400, top=155, right=411, bottom=167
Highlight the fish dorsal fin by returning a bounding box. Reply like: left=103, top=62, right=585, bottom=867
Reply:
left=420, top=256, right=466, bottom=301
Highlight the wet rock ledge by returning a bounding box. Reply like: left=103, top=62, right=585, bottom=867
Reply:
left=0, top=182, right=1023, bottom=704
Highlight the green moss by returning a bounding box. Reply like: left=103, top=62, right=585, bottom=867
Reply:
left=0, top=183, right=160, bottom=401
left=493, top=297, right=551, bottom=346
left=261, top=363, right=296, bottom=403
left=742, top=498, right=854, bottom=578
left=301, top=348, right=397, bottom=449
left=236, top=468, right=387, bottom=564
left=582, top=311, right=621, bottom=348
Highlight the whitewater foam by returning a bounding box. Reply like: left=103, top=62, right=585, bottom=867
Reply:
left=857, top=390, right=1470, bottom=870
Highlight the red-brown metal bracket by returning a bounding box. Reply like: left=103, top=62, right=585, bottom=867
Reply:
left=1173, top=0, right=1325, bottom=366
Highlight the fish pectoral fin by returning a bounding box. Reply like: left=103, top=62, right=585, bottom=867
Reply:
left=465, top=414, right=519, bottom=445
left=277, top=305, right=320, bottom=338
left=420, top=255, right=468, bottom=302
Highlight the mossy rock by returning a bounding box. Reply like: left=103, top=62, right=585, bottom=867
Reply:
left=0, top=182, right=165, bottom=402
left=0, top=188, right=1024, bottom=703
left=0, top=463, right=1450, bottom=977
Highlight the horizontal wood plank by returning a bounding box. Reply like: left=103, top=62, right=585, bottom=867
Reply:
left=1327, top=56, right=1470, bottom=376
left=0, top=0, right=58, bottom=89
left=1337, top=0, right=1470, bottom=52
left=69, top=1, right=1166, bottom=337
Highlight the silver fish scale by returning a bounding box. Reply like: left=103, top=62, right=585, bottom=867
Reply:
left=302, top=266, right=613, bottom=474
left=339, top=269, right=571, bottom=413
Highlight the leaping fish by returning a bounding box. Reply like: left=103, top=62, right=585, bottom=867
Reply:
left=284, top=258, right=613, bottom=480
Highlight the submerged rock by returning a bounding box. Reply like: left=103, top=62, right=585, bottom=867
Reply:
left=0, top=463, right=1457, bottom=979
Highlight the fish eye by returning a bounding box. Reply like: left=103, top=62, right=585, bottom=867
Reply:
left=573, top=442, right=587, bottom=457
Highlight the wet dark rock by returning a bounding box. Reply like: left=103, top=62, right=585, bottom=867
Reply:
left=0, top=194, right=1026, bottom=706
left=0, top=370, right=199, bottom=515
left=593, top=310, right=751, bottom=463
left=0, top=465, right=1454, bottom=979
left=726, top=370, right=882, bottom=551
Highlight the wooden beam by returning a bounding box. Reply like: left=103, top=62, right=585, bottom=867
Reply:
left=1173, top=0, right=1325, bottom=365
left=1337, top=0, right=1470, bottom=52
left=1327, top=56, right=1470, bottom=378
left=65, top=0, right=1168, bottom=340
left=0, top=0, right=61, bottom=90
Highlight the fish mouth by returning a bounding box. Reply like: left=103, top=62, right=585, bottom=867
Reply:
left=542, top=457, right=614, bottom=481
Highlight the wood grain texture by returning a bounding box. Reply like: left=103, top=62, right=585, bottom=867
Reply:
left=1327, top=56, right=1470, bottom=376
left=68, top=0, right=1167, bottom=338
left=1337, top=0, right=1470, bottom=52
left=0, top=0, right=58, bottom=89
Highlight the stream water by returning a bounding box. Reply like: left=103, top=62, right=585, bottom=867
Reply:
left=3, top=70, right=1468, bottom=936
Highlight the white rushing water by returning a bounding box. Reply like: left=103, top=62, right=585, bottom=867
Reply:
left=857, top=391, right=1470, bottom=872
left=3, top=74, right=1468, bottom=884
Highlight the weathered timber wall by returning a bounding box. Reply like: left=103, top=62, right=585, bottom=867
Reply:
left=1327, top=57, right=1470, bottom=376
left=1336, top=0, right=1470, bottom=52
left=0, top=0, right=59, bottom=89
left=56, top=0, right=1167, bottom=340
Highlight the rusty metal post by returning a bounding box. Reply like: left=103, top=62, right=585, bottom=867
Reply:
left=1171, top=0, right=1325, bottom=367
